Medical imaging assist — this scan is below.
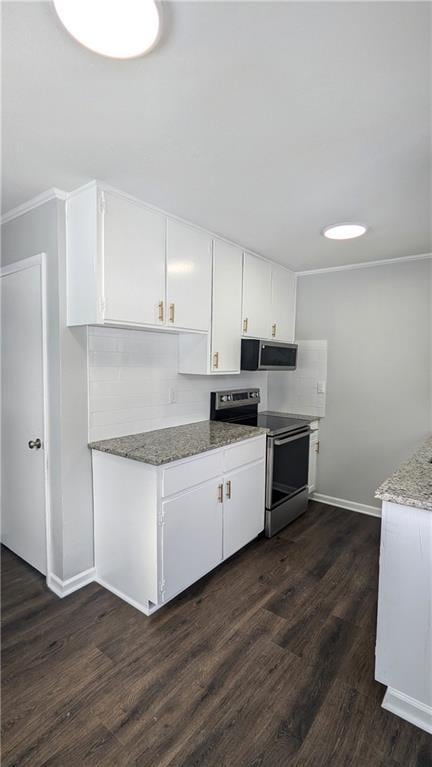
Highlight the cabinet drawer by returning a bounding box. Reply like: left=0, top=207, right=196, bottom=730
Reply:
left=162, top=450, right=223, bottom=498
left=223, top=436, right=266, bottom=473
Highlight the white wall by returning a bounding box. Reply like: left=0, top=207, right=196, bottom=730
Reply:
left=295, top=258, right=432, bottom=509
left=1, top=201, right=93, bottom=580
left=88, top=327, right=268, bottom=442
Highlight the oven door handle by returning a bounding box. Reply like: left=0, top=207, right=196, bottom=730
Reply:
left=273, top=430, right=310, bottom=446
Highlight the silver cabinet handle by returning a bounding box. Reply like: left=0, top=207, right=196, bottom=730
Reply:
left=28, top=438, right=42, bottom=450
left=226, top=480, right=232, bottom=499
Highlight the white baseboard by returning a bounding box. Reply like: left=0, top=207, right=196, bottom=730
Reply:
left=94, top=575, right=157, bottom=616
left=47, top=567, right=96, bottom=598
left=382, top=687, right=432, bottom=734
left=310, top=492, right=381, bottom=518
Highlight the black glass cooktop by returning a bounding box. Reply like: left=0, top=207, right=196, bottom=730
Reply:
left=256, top=413, right=308, bottom=436
left=222, top=410, right=309, bottom=436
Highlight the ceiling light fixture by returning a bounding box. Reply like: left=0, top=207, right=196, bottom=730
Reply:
left=53, top=0, right=160, bottom=59
left=322, top=223, right=368, bottom=240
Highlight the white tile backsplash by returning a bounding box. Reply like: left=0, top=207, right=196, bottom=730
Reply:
left=267, top=340, right=327, bottom=417
left=88, top=327, right=268, bottom=441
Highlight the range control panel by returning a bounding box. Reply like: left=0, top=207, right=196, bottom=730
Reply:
left=212, top=388, right=260, bottom=410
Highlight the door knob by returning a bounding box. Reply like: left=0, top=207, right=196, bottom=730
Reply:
left=28, top=438, right=42, bottom=450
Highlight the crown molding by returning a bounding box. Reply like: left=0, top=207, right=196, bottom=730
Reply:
left=296, top=252, right=432, bottom=276
left=1, top=188, right=68, bottom=225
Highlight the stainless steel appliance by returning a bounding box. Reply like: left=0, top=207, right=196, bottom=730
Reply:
left=240, top=339, right=297, bottom=371
left=210, top=388, right=310, bottom=536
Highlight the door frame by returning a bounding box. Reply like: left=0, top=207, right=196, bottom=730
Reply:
left=0, top=252, right=53, bottom=581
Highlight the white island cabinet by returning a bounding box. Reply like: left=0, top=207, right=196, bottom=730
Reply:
left=375, top=436, right=432, bottom=734
left=92, top=434, right=266, bottom=614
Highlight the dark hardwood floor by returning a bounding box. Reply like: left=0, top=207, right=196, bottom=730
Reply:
left=2, top=501, right=431, bottom=766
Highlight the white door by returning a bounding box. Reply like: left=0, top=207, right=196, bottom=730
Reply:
left=242, top=253, right=272, bottom=339
left=1, top=261, right=47, bottom=574
left=166, top=219, right=212, bottom=331
left=161, top=479, right=223, bottom=602
left=271, top=264, right=297, bottom=343
left=223, top=460, right=265, bottom=559
left=211, top=240, right=243, bottom=373
left=103, top=191, right=166, bottom=326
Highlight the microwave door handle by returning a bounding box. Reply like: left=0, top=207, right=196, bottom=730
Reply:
left=273, top=431, right=311, bottom=446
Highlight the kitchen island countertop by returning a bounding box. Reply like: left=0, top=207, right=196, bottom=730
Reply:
left=375, top=435, right=432, bottom=512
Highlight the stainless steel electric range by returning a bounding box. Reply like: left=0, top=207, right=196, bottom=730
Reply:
left=210, top=388, right=310, bottom=537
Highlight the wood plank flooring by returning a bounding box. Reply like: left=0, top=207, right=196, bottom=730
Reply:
left=2, top=501, right=431, bottom=766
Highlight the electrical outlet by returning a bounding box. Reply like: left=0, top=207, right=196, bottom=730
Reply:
left=168, top=388, right=177, bottom=404
left=317, top=381, right=326, bottom=395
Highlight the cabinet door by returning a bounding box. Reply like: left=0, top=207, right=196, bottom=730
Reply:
left=271, top=264, right=297, bottom=343
left=166, top=219, right=212, bottom=331
left=103, top=191, right=166, bottom=326
left=211, top=240, right=243, bottom=373
left=242, top=253, right=272, bottom=339
left=161, top=479, right=223, bottom=602
left=308, top=432, right=318, bottom=492
left=223, top=460, right=265, bottom=559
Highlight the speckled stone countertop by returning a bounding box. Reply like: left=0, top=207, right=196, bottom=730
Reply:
left=89, top=421, right=267, bottom=466
left=375, top=436, right=432, bottom=511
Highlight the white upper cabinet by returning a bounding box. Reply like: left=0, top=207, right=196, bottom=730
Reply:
left=103, top=191, right=165, bottom=326
left=242, top=253, right=272, bottom=339
left=242, top=253, right=296, bottom=342
left=66, top=181, right=297, bottom=353
left=271, top=263, right=297, bottom=343
left=166, top=219, right=212, bottom=332
left=211, top=240, right=243, bottom=373
left=66, top=183, right=212, bottom=333
left=178, top=238, right=243, bottom=375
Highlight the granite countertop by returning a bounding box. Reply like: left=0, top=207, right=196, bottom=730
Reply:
left=89, top=420, right=268, bottom=466
left=375, top=435, right=432, bottom=512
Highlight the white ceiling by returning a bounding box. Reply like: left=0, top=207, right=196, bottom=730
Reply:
left=2, top=1, right=431, bottom=270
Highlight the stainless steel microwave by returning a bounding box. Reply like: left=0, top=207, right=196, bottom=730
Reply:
left=240, top=339, right=298, bottom=371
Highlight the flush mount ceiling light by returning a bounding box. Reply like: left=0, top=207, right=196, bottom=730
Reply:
left=53, top=0, right=160, bottom=59
left=322, top=223, right=368, bottom=240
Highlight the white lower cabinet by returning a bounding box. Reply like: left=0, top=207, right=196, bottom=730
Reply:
left=161, top=480, right=223, bottom=602
left=92, top=434, right=266, bottom=615
left=223, top=461, right=266, bottom=559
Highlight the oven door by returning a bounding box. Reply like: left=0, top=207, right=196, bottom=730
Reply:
left=266, top=429, right=310, bottom=510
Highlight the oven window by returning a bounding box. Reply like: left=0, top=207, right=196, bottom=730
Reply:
left=260, top=344, right=297, bottom=368
left=270, top=433, right=309, bottom=508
